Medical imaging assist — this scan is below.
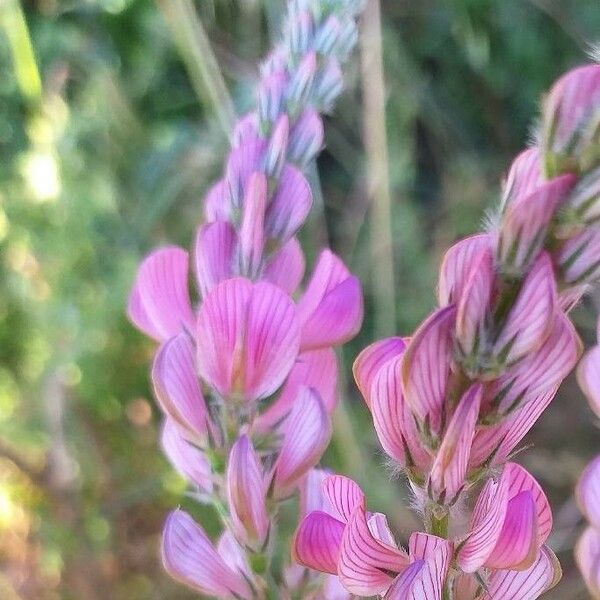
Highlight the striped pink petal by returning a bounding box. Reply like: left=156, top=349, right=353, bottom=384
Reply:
left=293, top=511, right=345, bottom=574
left=408, top=532, right=451, bottom=560
left=273, top=387, right=332, bottom=498
left=152, top=334, right=208, bottom=441
left=322, top=475, right=365, bottom=523
left=565, top=167, right=600, bottom=226
left=557, top=226, right=600, bottom=286
left=428, top=384, right=481, bottom=503
left=266, top=165, right=312, bottom=243
left=203, top=180, right=231, bottom=222
left=127, top=246, right=195, bottom=342
left=263, top=237, right=305, bottom=294
left=160, top=420, right=213, bottom=493
left=227, top=435, right=269, bottom=548
left=493, top=253, right=557, bottom=365
left=576, top=455, right=600, bottom=528
left=455, top=248, right=494, bottom=358
left=578, top=345, right=600, bottom=418
left=501, top=147, right=542, bottom=209
left=483, top=546, right=562, bottom=600
left=239, top=172, right=267, bottom=277
left=225, top=137, right=267, bottom=208
left=368, top=513, right=398, bottom=548
left=338, top=507, right=409, bottom=596
left=575, top=526, right=600, bottom=598
left=401, top=306, right=456, bottom=435
left=451, top=573, right=481, bottom=599
left=496, top=174, right=575, bottom=274
left=438, top=234, right=492, bottom=305
left=193, top=221, right=237, bottom=298
left=196, top=278, right=299, bottom=401
left=161, top=510, right=253, bottom=599
left=256, top=348, right=338, bottom=431
left=353, top=337, right=406, bottom=408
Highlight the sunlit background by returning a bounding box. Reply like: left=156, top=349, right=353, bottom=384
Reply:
left=1, top=1, right=600, bottom=598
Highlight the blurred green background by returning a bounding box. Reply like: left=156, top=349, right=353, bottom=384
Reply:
left=1, top=1, right=600, bottom=598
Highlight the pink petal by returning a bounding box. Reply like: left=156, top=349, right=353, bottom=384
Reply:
left=160, top=420, right=213, bottom=493
left=232, top=112, right=258, bottom=148
left=225, top=137, right=267, bottom=208
left=322, top=475, right=365, bottom=523
left=227, top=435, right=269, bottom=548
left=300, top=468, right=334, bottom=517
left=293, top=511, right=345, bottom=575
left=383, top=560, right=424, bottom=599
left=493, top=253, right=557, bottom=365
left=273, top=387, right=332, bottom=498
left=577, top=345, right=600, bottom=418
left=371, top=354, right=431, bottom=470
left=152, top=334, right=208, bottom=441
left=501, top=148, right=542, bottom=209
left=263, top=237, right=305, bottom=294
left=289, top=108, right=324, bottom=166
left=368, top=513, right=399, bottom=548
left=401, top=306, right=456, bottom=435
left=576, top=455, right=600, bottom=529
left=484, top=546, right=562, bottom=600
left=161, top=510, right=252, bottom=599
left=338, top=507, right=409, bottom=596
left=256, top=348, right=338, bottom=431
left=496, top=174, right=575, bottom=274
left=217, top=530, right=251, bottom=581
left=193, top=221, right=237, bottom=298
left=204, top=180, right=231, bottom=222
left=428, top=384, right=481, bottom=503
left=438, top=234, right=492, bottom=305
left=485, top=491, right=539, bottom=570
left=266, top=165, right=312, bottom=242
left=353, top=337, right=406, bottom=408
left=196, top=278, right=299, bottom=401
left=127, top=247, right=195, bottom=342
left=239, top=172, right=267, bottom=277
left=557, top=226, right=600, bottom=286
left=575, top=526, right=600, bottom=597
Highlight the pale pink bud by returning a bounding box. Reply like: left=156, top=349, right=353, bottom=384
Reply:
left=227, top=435, right=269, bottom=549
left=561, top=166, right=600, bottom=231
left=496, top=173, right=576, bottom=276
left=260, top=46, right=287, bottom=77
left=161, top=420, right=213, bottom=494
left=127, top=246, right=195, bottom=342
left=299, top=468, right=333, bottom=517
left=576, top=527, right=600, bottom=599
left=286, top=10, right=315, bottom=57
left=557, top=225, right=600, bottom=286
left=196, top=278, right=300, bottom=402
left=203, top=179, right=231, bottom=222
left=239, top=172, right=267, bottom=277
left=577, top=342, right=600, bottom=418
left=501, top=148, right=543, bottom=210
left=232, top=112, right=259, bottom=148
left=287, top=52, right=318, bottom=116
left=288, top=109, right=324, bottom=167
left=576, top=455, right=600, bottom=529
left=161, top=510, right=253, bottom=599
left=264, top=115, right=289, bottom=178
left=262, top=237, right=306, bottom=294
left=492, top=253, right=557, bottom=366
left=314, top=15, right=342, bottom=56
left=401, top=306, right=456, bottom=436
left=297, top=249, right=363, bottom=350
left=313, top=58, right=343, bottom=112
left=272, top=387, right=332, bottom=498
left=257, top=71, right=288, bottom=133
left=225, top=137, right=267, bottom=208
left=217, top=530, right=252, bottom=582
left=428, top=384, right=481, bottom=504
left=542, top=63, right=600, bottom=175
left=194, top=221, right=236, bottom=298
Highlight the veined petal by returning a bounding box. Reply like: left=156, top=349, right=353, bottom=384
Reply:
left=557, top=226, right=600, bottom=286
left=293, top=511, right=345, bottom=575
left=368, top=513, right=398, bottom=548
left=484, top=546, right=561, bottom=600
left=266, top=165, right=312, bottom=243
left=194, top=221, right=237, bottom=298
left=438, top=234, right=492, bottom=306
left=300, top=468, right=333, bottom=517
left=428, top=384, right=481, bottom=503
left=501, top=148, right=542, bottom=210
left=575, top=526, right=600, bottom=598
left=353, top=337, right=406, bottom=408
left=493, top=253, right=557, bottom=365
left=127, top=247, right=195, bottom=342
left=152, top=334, right=208, bottom=441
left=273, top=387, right=332, bottom=498
left=576, top=455, right=600, bottom=529
left=196, top=278, right=299, bottom=401
left=322, top=475, right=365, bottom=523
left=161, top=420, right=213, bottom=493
left=239, top=172, right=267, bottom=276
left=161, top=510, right=253, bottom=599
left=578, top=345, right=600, bottom=418
left=401, top=306, right=456, bottom=435
left=227, top=435, right=269, bottom=548
left=256, top=348, right=338, bottom=431
left=338, top=507, right=409, bottom=596
left=263, top=237, right=305, bottom=294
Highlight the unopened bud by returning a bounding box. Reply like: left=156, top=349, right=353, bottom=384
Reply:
left=289, top=109, right=324, bottom=167
left=264, top=115, right=290, bottom=179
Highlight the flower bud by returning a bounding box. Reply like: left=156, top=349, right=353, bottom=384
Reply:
left=264, top=115, right=289, bottom=178
left=286, top=52, right=317, bottom=118
left=542, top=63, right=600, bottom=176
left=239, top=172, right=267, bottom=278
left=288, top=109, right=324, bottom=167
left=501, top=147, right=542, bottom=211
left=557, top=225, right=600, bottom=287
left=258, top=71, right=288, bottom=134
left=576, top=527, right=600, bottom=599
left=560, top=166, right=600, bottom=234
left=286, top=10, right=315, bottom=58
left=314, top=15, right=341, bottom=56
left=313, top=58, right=343, bottom=112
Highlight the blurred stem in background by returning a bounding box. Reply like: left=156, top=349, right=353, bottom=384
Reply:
left=360, top=0, right=397, bottom=337
left=156, top=0, right=235, bottom=137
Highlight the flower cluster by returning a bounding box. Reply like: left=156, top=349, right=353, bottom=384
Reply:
left=575, top=322, right=600, bottom=598
left=127, top=0, right=365, bottom=597
left=295, top=63, right=600, bottom=598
